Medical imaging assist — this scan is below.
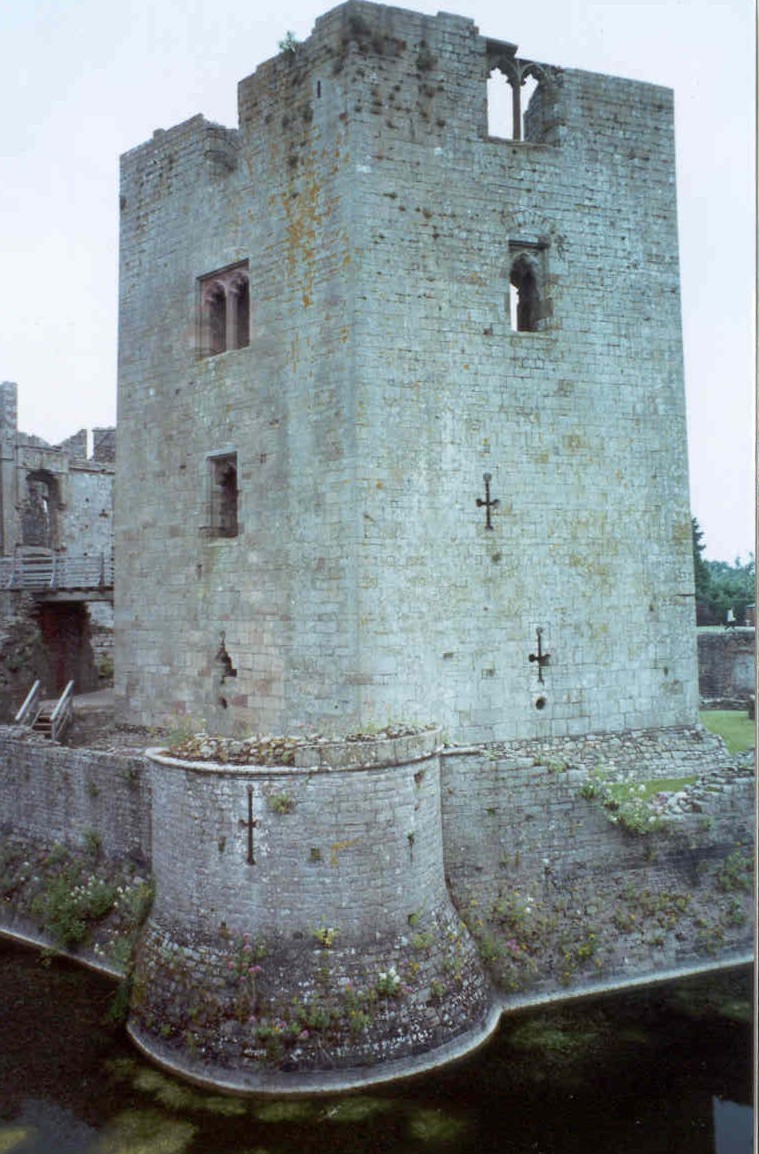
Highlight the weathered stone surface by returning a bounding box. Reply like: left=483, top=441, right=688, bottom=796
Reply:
left=114, top=0, right=696, bottom=746
left=0, top=720, right=753, bottom=1091
left=698, top=629, right=755, bottom=701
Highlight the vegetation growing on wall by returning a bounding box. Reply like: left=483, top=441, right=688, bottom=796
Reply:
left=0, top=833, right=153, bottom=964
left=0, top=601, right=51, bottom=722
left=578, top=773, right=697, bottom=835
left=460, top=828, right=755, bottom=997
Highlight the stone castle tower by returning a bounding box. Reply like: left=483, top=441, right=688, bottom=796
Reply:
left=116, top=0, right=696, bottom=745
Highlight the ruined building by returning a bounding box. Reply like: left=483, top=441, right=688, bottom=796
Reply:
left=0, top=380, right=114, bottom=711
left=116, top=2, right=695, bottom=743
left=92, top=2, right=750, bottom=1094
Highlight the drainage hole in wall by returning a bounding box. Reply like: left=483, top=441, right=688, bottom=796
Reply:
left=219, top=697, right=228, bottom=709
left=535, top=696, right=547, bottom=710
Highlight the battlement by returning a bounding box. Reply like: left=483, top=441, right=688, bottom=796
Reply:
left=121, top=1, right=673, bottom=200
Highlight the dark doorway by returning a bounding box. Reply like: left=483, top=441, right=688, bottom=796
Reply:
left=36, top=603, right=98, bottom=694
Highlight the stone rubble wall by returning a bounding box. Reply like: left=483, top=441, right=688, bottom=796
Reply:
left=698, top=630, right=755, bottom=702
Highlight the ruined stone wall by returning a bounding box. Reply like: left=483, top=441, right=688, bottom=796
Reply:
left=0, top=381, right=115, bottom=560
left=0, top=382, right=115, bottom=698
left=698, top=630, right=755, bottom=702
left=339, top=7, right=695, bottom=742
left=115, top=2, right=696, bottom=744
left=59, top=467, right=114, bottom=559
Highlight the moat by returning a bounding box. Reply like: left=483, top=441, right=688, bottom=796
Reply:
left=0, top=938, right=753, bottom=1153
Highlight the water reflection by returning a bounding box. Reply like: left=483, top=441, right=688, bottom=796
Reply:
left=0, top=938, right=753, bottom=1154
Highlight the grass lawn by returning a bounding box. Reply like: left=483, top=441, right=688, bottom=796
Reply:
left=699, top=710, right=756, bottom=754
left=604, top=777, right=696, bottom=803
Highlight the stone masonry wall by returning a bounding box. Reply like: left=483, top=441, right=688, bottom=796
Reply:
left=698, top=630, right=755, bottom=701
left=0, top=730, right=150, bottom=866
left=129, top=732, right=492, bottom=1088
left=0, top=722, right=753, bottom=1090
left=442, top=727, right=754, bottom=995
left=115, top=2, right=696, bottom=744
left=344, top=8, right=695, bottom=742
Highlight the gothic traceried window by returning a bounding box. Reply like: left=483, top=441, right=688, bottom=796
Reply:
left=198, top=262, right=250, bottom=356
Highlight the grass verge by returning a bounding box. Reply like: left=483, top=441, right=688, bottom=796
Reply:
left=699, top=710, right=755, bottom=754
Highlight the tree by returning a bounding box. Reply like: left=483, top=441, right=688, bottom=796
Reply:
left=691, top=517, right=711, bottom=605
left=692, top=518, right=755, bottom=625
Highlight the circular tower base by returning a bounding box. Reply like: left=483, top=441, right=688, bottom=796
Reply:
left=129, top=730, right=493, bottom=1091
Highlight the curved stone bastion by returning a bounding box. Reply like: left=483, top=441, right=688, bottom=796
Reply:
left=129, top=729, right=496, bottom=1093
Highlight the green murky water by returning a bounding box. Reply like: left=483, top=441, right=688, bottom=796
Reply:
left=0, top=938, right=753, bottom=1153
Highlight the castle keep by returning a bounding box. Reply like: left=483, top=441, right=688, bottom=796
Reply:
left=115, top=0, right=696, bottom=743
left=5, top=0, right=742, bottom=1094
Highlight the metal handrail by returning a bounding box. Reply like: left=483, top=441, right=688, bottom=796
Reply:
left=0, top=550, right=113, bottom=592
left=15, top=680, right=42, bottom=726
left=50, top=680, right=76, bottom=743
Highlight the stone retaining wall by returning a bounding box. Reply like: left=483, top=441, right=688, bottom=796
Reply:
left=0, top=722, right=753, bottom=1092
left=0, top=728, right=150, bottom=865
left=442, top=727, right=754, bottom=997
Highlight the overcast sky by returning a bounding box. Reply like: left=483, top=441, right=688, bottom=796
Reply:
left=0, top=0, right=754, bottom=561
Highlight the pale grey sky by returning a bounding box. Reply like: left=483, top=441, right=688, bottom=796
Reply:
left=0, top=0, right=754, bottom=560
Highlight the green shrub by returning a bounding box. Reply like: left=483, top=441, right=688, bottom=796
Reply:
left=30, top=868, right=117, bottom=948
left=715, top=850, right=753, bottom=894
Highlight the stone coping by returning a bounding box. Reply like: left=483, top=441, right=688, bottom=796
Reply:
left=147, top=727, right=442, bottom=775
left=496, top=953, right=754, bottom=1014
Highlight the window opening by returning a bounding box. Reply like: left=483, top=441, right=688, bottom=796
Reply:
left=488, top=68, right=539, bottom=141
left=22, top=471, right=57, bottom=547
left=487, top=70, right=513, bottom=139
left=485, top=41, right=550, bottom=143
left=231, top=275, right=249, bottom=349
left=207, top=284, right=226, bottom=355
left=508, top=239, right=550, bottom=333
left=206, top=452, right=239, bottom=538
left=510, top=255, right=540, bottom=332
left=198, top=262, right=249, bottom=356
